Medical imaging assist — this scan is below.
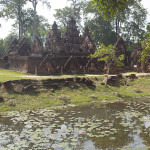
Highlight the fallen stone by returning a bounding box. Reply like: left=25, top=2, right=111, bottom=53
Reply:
left=89, top=94, right=98, bottom=99
left=2, top=81, right=13, bottom=91
left=58, top=95, right=71, bottom=104
left=133, top=88, right=142, bottom=93
left=7, top=100, right=16, bottom=107
left=101, top=76, right=119, bottom=86
left=14, top=85, right=24, bottom=94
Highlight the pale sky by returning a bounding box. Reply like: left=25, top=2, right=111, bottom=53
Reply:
left=0, top=0, right=150, bottom=39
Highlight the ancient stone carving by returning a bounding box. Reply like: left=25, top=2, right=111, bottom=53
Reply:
left=32, top=37, right=44, bottom=55
left=45, top=21, right=63, bottom=55
left=18, top=37, right=31, bottom=56
left=115, top=37, right=126, bottom=57
left=131, top=46, right=142, bottom=72
left=80, top=27, right=95, bottom=55
left=63, top=17, right=81, bottom=55
left=8, top=38, right=19, bottom=55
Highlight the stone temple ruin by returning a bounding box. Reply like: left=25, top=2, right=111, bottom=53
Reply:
left=0, top=18, right=126, bottom=75
left=131, top=46, right=150, bottom=73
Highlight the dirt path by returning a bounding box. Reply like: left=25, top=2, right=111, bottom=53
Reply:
left=17, top=73, right=150, bottom=79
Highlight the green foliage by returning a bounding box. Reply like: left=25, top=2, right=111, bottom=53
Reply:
left=90, top=44, right=124, bottom=74
left=0, top=33, right=18, bottom=55
left=54, top=7, right=76, bottom=27
left=54, top=0, right=87, bottom=30
left=0, top=39, right=5, bottom=55
left=84, top=1, right=117, bottom=46
left=29, top=0, right=51, bottom=41
left=0, top=0, right=27, bottom=39
left=141, top=35, right=150, bottom=61
left=121, top=2, right=147, bottom=45
left=93, top=0, right=134, bottom=20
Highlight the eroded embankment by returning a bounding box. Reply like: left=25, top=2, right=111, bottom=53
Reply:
left=0, top=74, right=150, bottom=111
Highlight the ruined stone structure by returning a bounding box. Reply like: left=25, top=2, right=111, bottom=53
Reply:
left=0, top=18, right=125, bottom=75
left=131, top=46, right=150, bottom=73
left=114, top=37, right=126, bottom=57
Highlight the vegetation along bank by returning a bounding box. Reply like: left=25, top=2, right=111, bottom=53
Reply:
left=0, top=70, right=150, bottom=112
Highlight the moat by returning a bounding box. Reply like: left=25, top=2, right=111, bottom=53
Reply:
left=0, top=100, right=150, bottom=150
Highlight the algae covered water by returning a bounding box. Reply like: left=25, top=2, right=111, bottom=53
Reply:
left=0, top=100, right=150, bottom=150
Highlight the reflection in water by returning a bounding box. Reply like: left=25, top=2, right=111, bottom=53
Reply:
left=0, top=100, right=150, bottom=149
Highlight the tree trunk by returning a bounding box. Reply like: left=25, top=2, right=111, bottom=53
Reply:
left=105, top=65, right=110, bottom=86
left=116, top=18, right=118, bottom=40
left=18, top=4, right=21, bottom=40
left=33, top=1, right=37, bottom=42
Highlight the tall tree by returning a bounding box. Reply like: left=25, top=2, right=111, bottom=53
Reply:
left=29, top=0, right=50, bottom=41
left=54, top=0, right=87, bottom=30
left=111, top=0, right=147, bottom=44
left=0, top=0, right=27, bottom=40
left=84, top=1, right=117, bottom=46
left=12, top=8, right=50, bottom=43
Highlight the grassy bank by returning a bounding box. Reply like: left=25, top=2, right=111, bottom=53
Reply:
left=0, top=70, right=150, bottom=112
left=0, top=69, right=98, bottom=82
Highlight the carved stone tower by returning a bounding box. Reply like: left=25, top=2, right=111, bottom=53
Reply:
left=80, top=26, right=95, bottom=55
left=63, top=17, right=81, bottom=55
left=45, top=21, right=63, bottom=55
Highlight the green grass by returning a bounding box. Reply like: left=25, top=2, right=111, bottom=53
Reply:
left=0, top=69, right=104, bottom=82
left=0, top=69, right=150, bottom=112
left=0, top=69, right=33, bottom=82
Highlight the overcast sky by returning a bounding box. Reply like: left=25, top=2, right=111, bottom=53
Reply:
left=0, top=0, right=150, bottom=39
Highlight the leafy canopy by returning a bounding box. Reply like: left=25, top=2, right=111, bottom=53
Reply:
left=141, top=34, right=150, bottom=61
left=90, top=44, right=124, bottom=73
left=93, top=0, right=134, bottom=20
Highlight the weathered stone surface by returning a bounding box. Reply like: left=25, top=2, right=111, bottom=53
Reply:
left=45, top=21, right=63, bottom=55
left=63, top=17, right=81, bottom=55
left=32, top=37, right=44, bottom=55
left=81, top=26, right=95, bottom=55
left=18, top=38, right=31, bottom=56
left=2, top=77, right=95, bottom=94
left=7, top=100, right=16, bottom=107
left=0, top=18, right=127, bottom=75
left=131, top=46, right=142, bottom=72
left=102, top=76, right=120, bottom=86
left=14, top=85, right=24, bottom=93
left=0, top=96, right=4, bottom=103
left=125, top=74, right=137, bottom=80
left=24, top=85, right=37, bottom=92
left=3, top=81, right=13, bottom=91
left=8, top=38, right=19, bottom=55
left=101, top=74, right=137, bottom=86
left=89, top=94, right=98, bottom=99
left=114, top=37, right=126, bottom=57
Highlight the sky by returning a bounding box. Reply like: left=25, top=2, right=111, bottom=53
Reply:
left=0, top=0, right=150, bottom=39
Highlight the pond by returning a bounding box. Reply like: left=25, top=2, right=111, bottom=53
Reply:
left=0, top=100, right=150, bottom=150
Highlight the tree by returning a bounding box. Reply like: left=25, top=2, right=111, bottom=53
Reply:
left=29, top=0, right=50, bottom=41
left=93, top=0, right=135, bottom=20
left=54, top=7, right=74, bottom=26
left=84, top=1, right=117, bottom=46
left=0, top=39, right=5, bottom=55
left=141, top=34, right=150, bottom=61
left=0, top=0, right=27, bottom=39
left=121, top=1, right=147, bottom=45
left=0, top=32, right=18, bottom=55
left=12, top=8, right=50, bottom=43
left=24, top=14, right=50, bottom=44
left=54, top=0, right=86, bottom=30
left=90, top=44, right=124, bottom=85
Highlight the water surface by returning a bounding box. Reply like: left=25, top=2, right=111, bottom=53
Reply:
left=0, top=100, right=150, bottom=150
